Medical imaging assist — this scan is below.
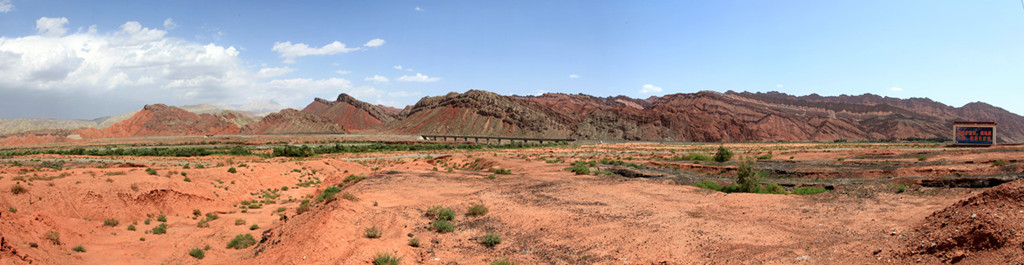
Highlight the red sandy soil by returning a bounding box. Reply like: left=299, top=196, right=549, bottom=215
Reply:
left=0, top=142, right=1022, bottom=264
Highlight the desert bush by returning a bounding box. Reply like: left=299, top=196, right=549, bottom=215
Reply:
left=467, top=204, right=488, bottom=216
left=763, top=183, right=788, bottom=194
left=296, top=199, right=311, bottom=214
left=756, top=154, right=773, bottom=160
left=127, top=224, right=136, bottom=231
left=152, top=223, right=168, bottom=234
left=72, top=245, right=85, bottom=252
left=145, top=168, right=157, bottom=175
left=183, top=177, right=191, bottom=182
left=735, top=157, right=762, bottom=193
left=343, top=174, right=364, bottom=183
left=793, top=187, right=828, bottom=195
left=315, top=186, right=342, bottom=203
left=103, top=218, right=119, bottom=227
left=196, top=219, right=210, bottom=228
left=227, top=167, right=237, bottom=174
left=408, top=237, right=420, bottom=247
left=426, top=206, right=455, bottom=221
left=157, top=215, right=167, bottom=222
left=189, top=248, right=205, bottom=259
left=896, top=184, right=907, bottom=193
left=234, top=219, right=246, bottom=225
left=341, top=193, right=359, bottom=201
left=491, top=258, right=517, bottom=265
left=713, top=146, right=733, bottom=162
left=205, top=213, right=219, bottom=221
left=993, top=160, right=1007, bottom=167
left=490, top=168, right=512, bottom=175
left=45, top=231, right=60, bottom=245
left=250, top=224, right=259, bottom=230
left=431, top=219, right=455, bottom=233
left=480, top=232, right=502, bottom=247
left=226, top=233, right=256, bottom=249
left=7, top=207, right=15, bottom=213
left=566, top=161, right=590, bottom=175
left=372, top=252, right=402, bottom=265
left=192, top=209, right=201, bottom=216
left=364, top=226, right=382, bottom=238
left=10, top=184, right=27, bottom=195
left=693, top=180, right=722, bottom=191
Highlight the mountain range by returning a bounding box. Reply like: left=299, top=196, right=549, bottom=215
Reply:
left=2, top=90, right=1021, bottom=146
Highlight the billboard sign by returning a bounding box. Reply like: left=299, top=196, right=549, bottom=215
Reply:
left=956, top=126, right=994, bottom=145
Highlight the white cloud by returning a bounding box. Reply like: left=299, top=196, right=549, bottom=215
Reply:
left=640, top=84, right=663, bottom=94
left=36, top=17, right=69, bottom=37
left=393, top=65, right=403, bottom=70
left=776, top=84, right=783, bottom=88
left=272, top=41, right=361, bottom=63
left=415, top=6, right=422, bottom=11
left=0, top=0, right=12, bottom=13
left=163, top=18, right=178, bottom=30
left=364, top=74, right=389, bottom=83
left=568, top=74, right=579, bottom=79
left=255, top=67, right=294, bottom=79
left=364, top=38, right=385, bottom=47
left=387, top=91, right=420, bottom=97
left=397, top=73, right=441, bottom=82
left=335, top=70, right=350, bottom=75
left=0, top=17, right=397, bottom=118
left=890, top=87, right=903, bottom=92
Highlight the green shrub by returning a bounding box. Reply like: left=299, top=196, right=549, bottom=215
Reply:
left=250, top=224, right=259, bottom=230
left=763, top=183, right=788, bottom=194
left=227, top=167, right=237, bottom=174
left=296, top=200, right=311, bottom=214
left=45, top=230, right=60, bottom=245
left=491, top=258, right=517, bottom=265
left=426, top=206, right=455, bottom=221
left=144, top=219, right=151, bottom=225
left=756, top=154, right=773, bottom=160
left=192, top=209, right=201, bottom=216
left=183, top=177, right=191, bottom=182
left=693, top=180, right=721, bottom=191
left=196, top=219, right=209, bottom=228
left=234, top=219, right=246, bottom=225
left=372, top=252, right=402, bottom=265
left=157, top=215, right=167, bottom=222
left=152, top=223, right=168, bottom=234
left=343, top=174, right=365, bottom=183
left=10, top=184, right=27, bottom=195
left=139, top=237, right=145, bottom=241
left=431, top=219, right=455, bottom=233
left=103, top=218, right=119, bottom=227
left=72, top=245, right=85, bottom=252
left=7, top=207, right=16, bottom=213
left=735, top=157, right=763, bottom=193
left=226, top=233, right=256, bottom=249
left=364, top=226, right=382, bottom=238
left=467, top=204, right=488, bottom=216
left=205, top=213, right=219, bottom=221
left=408, top=237, right=420, bottom=247
left=793, top=187, right=829, bottom=195
left=480, top=232, right=502, bottom=247
left=315, top=186, right=342, bottom=203
left=490, top=168, right=512, bottom=175
left=993, top=160, right=1007, bottom=167
left=566, top=161, right=590, bottom=175
left=713, top=146, right=733, bottom=162
left=896, top=184, right=907, bottom=193
left=917, top=156, right=927, bottom=161
left=127, top=224, right=136, bottom=231
left=189, top=248, right=205, bottom=259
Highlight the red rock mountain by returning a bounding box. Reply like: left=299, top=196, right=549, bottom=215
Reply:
left=241, top=109, right=346, bottom=135
left=74, top=104, right=240, bottom=139
left=388, top=90, right=571, bottom=137
left=301, top=94, right=396, bottom=131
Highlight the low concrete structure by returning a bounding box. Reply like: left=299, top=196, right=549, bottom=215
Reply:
left=953, top=121, right=997, bottom=146
left=421, top=135, right=574, bottom=144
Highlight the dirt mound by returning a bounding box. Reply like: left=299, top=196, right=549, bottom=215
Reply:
left=897, top=180, right=1024, bottom=263
left=242, top=109, right=346, bottom=135
left=301, top=93, right=396, bottom=131
left=74, top=104, right=240, bottom=139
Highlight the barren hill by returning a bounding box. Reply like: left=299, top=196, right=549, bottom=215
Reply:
left=241, top=109, right=346, bottom=135
left=74, top=104, right=240, bottom=139
left=301, top=94, right=396, bottom=131
left=389, top=90, right=571, bottom=137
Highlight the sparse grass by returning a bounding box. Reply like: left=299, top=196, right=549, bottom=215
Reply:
left=408, top=237, right=419, bottom=247
left=565, top=161, right=590, bottom=175
left=72, top=245, right=85, bottom=252
left=341, top=193, right=359, bottom=201
left=491, top=258, right=517, bottom=265
left=189, top=248, right=205, bottom=259
left=234, top=219, right=246, bottom=225
left=196, top=219, right=209, bottom=228
left=467, top=204, right=488, bottom=216
left=10, top=184, right=27, bottom=195
left=296, top=199, right=311, bottom=214
left=364, top=226, right=382, bottom=238
left=918, top=156, right=928, bottom=161
left=103, top=218, right=119, bottom=227
left=45, top=230, right=60, bottom=245
left=343, top=174, right=365, bottom=183
left=226, top=233, right=256, bottom=249
left=480, top=232, right=502, bottom=247
left=372, top=252, right=402, bottom=265
left=104, top=171, right=126, bottom=176
left=431, top=219, right=455, bottom=233
left=693, top=180, right=721, bottom=191
left=756, top=154, right=773, bottom=160
left=490, top=168, right=512, bottom=175
left=793, top=186, right=828, bottom=195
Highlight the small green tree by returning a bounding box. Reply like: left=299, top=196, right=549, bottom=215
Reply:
left=713, top=146, right=733, bottom=162
left=736, top=157, right=762, bottom=193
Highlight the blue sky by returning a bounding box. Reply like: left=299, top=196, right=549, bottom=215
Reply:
left=1, top=1, right=1023, bottom=119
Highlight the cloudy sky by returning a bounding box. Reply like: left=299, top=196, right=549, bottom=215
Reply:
left=1, top=1, right=1024, bottom=119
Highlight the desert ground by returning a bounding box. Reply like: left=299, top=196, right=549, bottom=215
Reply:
left=1, top=137, right=1023, bottom=264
